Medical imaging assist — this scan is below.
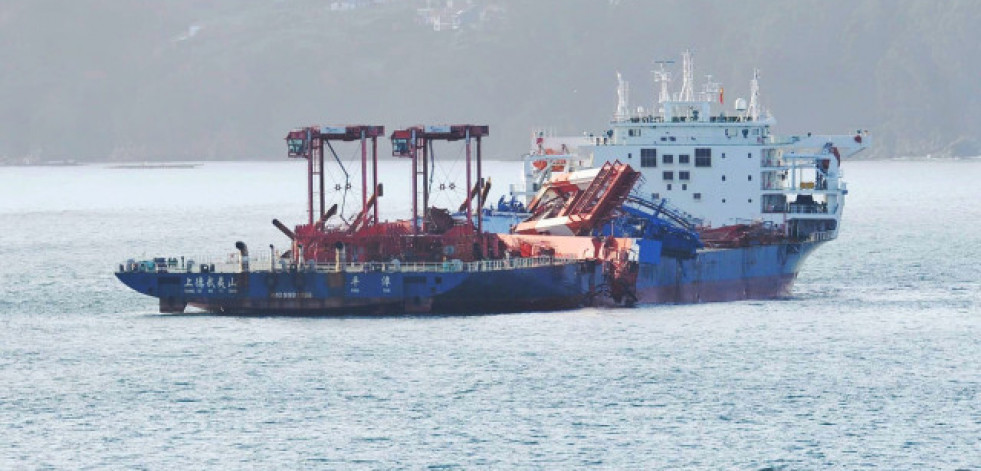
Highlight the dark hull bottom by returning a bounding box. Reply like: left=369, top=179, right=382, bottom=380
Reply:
left=634, top=273, right=797, bottom=304
left=189, top=296, right=584, bottom=316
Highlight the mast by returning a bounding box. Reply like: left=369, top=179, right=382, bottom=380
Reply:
left=615, top=72, right=629, bottom=121
left=653, top=60, right=673, bottom=111
left=748, top=68, right=762, bottom=121
left=678, top=49, right=694, bottom=102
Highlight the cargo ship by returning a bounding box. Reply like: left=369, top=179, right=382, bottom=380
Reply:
left=116, top=125, right=667, bottom=314
left=115, top=53, right=869, bottom=314
left=489, top=51, right=870, bottom=303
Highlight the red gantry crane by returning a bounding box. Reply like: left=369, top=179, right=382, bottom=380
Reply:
left=285, top=125, right=386, bottom=228
left=389, top=125, right=490, bottom=236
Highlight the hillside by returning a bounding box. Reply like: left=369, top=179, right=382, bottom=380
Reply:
left=1, top=0, right=978, bottom=162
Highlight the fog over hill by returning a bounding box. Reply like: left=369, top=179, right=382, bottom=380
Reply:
left=1, top=0, right=978, bottom=162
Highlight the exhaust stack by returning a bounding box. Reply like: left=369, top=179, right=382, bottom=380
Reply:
left=235, top=241, right=249, bottom=272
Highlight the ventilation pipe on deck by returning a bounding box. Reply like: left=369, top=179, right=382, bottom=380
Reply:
left=335, top=241, right=345, bottom=271
left=235, top=241, right=249, bottom=272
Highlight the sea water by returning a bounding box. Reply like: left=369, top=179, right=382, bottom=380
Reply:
left=0, top=160, right=978, bottom=469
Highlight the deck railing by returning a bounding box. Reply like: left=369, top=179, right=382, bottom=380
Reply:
left=120, top=255, right=582, bottom=275
left=787, top=203, right=829, bottom=214
left=806, top=231, right=835, bottom=242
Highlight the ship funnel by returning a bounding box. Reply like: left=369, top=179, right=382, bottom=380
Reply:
left=235, top=241, right=250, bottom=272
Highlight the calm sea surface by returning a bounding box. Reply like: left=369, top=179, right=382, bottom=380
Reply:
left=0, top=159, right=978, bottom=469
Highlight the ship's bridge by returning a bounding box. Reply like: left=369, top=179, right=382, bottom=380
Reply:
left=606, top=116, right=774, bottom=148
left=518, top=50, right=870, bottom=237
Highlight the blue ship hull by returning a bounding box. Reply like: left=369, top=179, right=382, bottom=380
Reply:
left=116, top=260, right=602, bottom=315
left=116, top=240, right=820, bottom=314
left=632, top=241, right=822, bottom=304
left=477, top=209, right=824, bottom=306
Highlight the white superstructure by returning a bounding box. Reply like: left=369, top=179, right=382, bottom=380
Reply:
left=516, top=51, right=870, bottom=240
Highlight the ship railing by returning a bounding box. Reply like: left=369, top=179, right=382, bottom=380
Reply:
left=764, top=203, right=836, bottom=215
left=760, top=182, right=786, bottom=191
left=787, top=203, right=829, bottom=214
left=805, top=231, right=835, bottom=242
left=767, top=135, right=800, bottom=146
left=762, top=204, right=787, bottom=214
left=117, top=256, right=257, bottom=275
left=119, top=255, right=583, bottom=275
left=321, top=256, right=580, bottom=274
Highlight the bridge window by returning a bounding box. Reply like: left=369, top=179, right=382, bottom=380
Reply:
left=695, top=148, right=712, bottom=167
left=640, top=148, right=657, bottom=167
